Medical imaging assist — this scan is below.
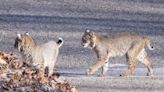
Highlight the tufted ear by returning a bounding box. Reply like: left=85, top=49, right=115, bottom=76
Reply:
left=25, top=32, right=29, bottom=36
left=17, top=34, right=21, bottom=39
left=85, top=29, right=90, bottom=33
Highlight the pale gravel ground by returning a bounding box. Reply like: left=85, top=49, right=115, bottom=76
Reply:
left=0, top=0, right=164, bottom=92
left=64, top=76, right=164, bottom=92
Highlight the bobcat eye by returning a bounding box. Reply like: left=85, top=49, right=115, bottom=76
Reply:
left=82, top=39, right=86, bottom=43
left=82, top=37, right=89, bottom=43
left=16, top=37, right=22, bottom=42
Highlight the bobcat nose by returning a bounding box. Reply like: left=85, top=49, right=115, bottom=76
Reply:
left=82, top=43, right=89, bottom=48
left=81, top=42, right=85, bottom=46
left=81, top=43, right=86, bottom=47
left=82, top=43, right=84, bottom=46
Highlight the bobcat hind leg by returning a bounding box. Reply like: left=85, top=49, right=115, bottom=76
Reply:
left=137, top=48, right=153, bottom=76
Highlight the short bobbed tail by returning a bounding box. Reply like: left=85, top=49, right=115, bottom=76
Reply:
left=144, top=37, right=154, bottom=50
left=57, top=37, right=63, bottom=47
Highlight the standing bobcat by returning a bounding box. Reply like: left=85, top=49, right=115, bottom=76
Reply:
left=81, top=30, right=154, bottom=77
left=14, top=32, right=63, bottom=76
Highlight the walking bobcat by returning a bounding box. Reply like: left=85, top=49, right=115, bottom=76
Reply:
left=81, top=30, right=154, bottom=77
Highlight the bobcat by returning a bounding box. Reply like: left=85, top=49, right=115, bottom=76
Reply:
left=14, top=32, right=63, bottom=76
left=81, top=30, right=154, bottom=77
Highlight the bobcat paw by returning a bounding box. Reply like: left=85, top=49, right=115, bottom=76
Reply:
left=147, top=72, right=153, bottom=77
left=98, top=74, right=106, bottom=77
left=119, top=73, right=131, bottom=77
left=86, top=68, right=94, bottom=75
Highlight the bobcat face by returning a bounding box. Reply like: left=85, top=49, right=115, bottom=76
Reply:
left=14, top=32, right=35, bottom=52
left=81, top=29, right=96, bottom=48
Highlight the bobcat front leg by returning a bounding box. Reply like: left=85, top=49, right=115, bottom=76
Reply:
left=87, top=55, right=109, bottom=75
left=120, top=43, right=143, bottom=77
left=100, top=62, right=109, bottom=76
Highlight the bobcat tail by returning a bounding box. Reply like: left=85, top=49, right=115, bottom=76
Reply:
left=57, top=37, right=64, bottom=48
left=144, top=37, right=154, bottom=50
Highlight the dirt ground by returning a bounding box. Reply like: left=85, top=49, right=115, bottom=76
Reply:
left=0, top=0, right=164, bottom=92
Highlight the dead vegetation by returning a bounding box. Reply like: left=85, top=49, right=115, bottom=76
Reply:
left=0, top=51, right=77, bottom=92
